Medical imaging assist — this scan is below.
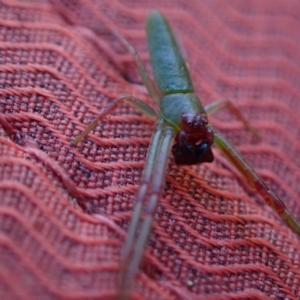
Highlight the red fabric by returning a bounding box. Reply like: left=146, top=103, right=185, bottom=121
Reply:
left=1, top=0, right=300, bottom=299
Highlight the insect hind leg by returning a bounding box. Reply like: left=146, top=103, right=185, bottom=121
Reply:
left=213, top=129, right=300, bottom=236
left=205, top=99, right=261, bottom=140
left=112, top=30, right=161, bottom=105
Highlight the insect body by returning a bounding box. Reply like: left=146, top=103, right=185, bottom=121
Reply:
left=147, top=13, right=215, bottom=166
left=72, top=11, right=300, bottom=299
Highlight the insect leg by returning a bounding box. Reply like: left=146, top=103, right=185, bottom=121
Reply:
left=120, top=120, right=174, bottom=297
left=205, top=99, right=260, bottom=140
left=112, top=30, right=161, bottom=104
left=213, top=128, right=300, bottom=236
left=70, top=95, right=157, bottom=146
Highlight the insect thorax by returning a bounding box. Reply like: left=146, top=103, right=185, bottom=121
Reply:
left=160, top=93, right=206, bottom=132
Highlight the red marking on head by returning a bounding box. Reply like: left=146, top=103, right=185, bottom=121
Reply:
left=181, top=112, right=207, bottom=133
left=179, top=112, right=213, bottom=145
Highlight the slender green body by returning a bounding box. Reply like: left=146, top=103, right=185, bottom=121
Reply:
left=146, top=12, right=193, bottom=94
left=146, top=12, right=207, bottom=132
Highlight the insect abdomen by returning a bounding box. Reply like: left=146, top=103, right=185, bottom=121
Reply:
left=146, top=11, right=194, bottom=95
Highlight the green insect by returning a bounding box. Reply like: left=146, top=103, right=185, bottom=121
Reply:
left=71, top=11, right=300, bottom=299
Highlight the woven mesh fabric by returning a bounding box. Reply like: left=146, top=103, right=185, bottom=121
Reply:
left=1, top=0, right=300, bottom=299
